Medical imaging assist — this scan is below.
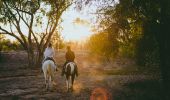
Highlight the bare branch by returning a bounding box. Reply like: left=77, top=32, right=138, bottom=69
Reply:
left=4, top=1, right=28, bottom=46
left=15, top=7, right=40, bottom=48
left=0, top=26, right=27, bottom=49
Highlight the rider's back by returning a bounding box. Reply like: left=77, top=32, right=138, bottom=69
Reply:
left=44, top=47, right=55, bottom=59
left=65, top=50, right=75, bottom=62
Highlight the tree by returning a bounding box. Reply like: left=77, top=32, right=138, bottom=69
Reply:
left=51, top=30, right=65, bottom=51
left=80, top=0, right=170, bottom=99
left=0, top=0, right=73, bottom=66
left=0, top=34, right=5, bottom=52
left=158, top=0, right=170, bottom=99
left=131, top=0, right=170, bottom=99
left=0, top=34, right=5, bottom=61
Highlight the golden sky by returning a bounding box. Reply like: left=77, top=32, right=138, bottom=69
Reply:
left=3, top=3, right=96, bottom=42
left=60, top=5, right=95, bottom=42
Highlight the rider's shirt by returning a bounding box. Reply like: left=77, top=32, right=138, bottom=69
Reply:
left=65, top=50, right=75, bottom=62
left=44, top=47, right=55, bottom=59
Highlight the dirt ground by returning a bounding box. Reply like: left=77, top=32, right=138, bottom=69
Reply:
left=0, top=51, right=161, bottom=100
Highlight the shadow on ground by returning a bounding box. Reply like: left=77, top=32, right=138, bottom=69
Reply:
left=0, top=51, right=162, bottom=100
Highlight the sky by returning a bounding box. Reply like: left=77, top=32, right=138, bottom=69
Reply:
left=1, top=1, right=119, bottom=42
left=3, top=3, right=96, bottom=42
left=60, top=0, right=119, bottom=42
left=60, top=5, right=95, bottom=42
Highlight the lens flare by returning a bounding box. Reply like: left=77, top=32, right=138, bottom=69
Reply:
left=90, top=87, right=112, bottom=100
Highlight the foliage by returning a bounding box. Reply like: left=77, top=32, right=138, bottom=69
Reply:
left=0, top=39, right=23, bottom=51
left=82, top=0, right=160, bottom=67
left=80, top=0, right=170, bottom=98
left=51, top=31, right=65, bottom=50
left=0, top=0, right=74, bottom=66
left=0, top=34, right=24, bottom=51
left=87, top=31, right=119, bottom=60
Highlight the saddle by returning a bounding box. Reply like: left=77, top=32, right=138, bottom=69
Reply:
left=44, top=57, right=55, bottom=63
left=44, top=57, right=57, bottom=71
left=45, top=57, right=52, bottom=61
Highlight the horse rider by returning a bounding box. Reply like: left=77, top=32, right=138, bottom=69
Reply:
left=61, top=46, right=78, bottom=77
left=43, top=43, right=57, bottom=69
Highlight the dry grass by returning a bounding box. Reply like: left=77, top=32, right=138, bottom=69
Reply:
left=0, top=51, right=162, bottom=100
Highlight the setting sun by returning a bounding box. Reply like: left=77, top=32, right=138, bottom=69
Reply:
left=60, top=6, right=94, bottom=42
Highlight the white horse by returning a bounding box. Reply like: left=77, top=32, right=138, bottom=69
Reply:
left=64, top=62, right=77, bottom=92
left=42, top=60, right=57, bottom=90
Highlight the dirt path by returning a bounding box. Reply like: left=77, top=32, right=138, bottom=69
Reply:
left=0, top=51, right=161, bottom=100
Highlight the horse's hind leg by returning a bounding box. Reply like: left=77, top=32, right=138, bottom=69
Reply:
left=46, top=74, right=49, bottom=90
left=46, top=80, right=48, bottom=90
left=71, top=75, right=75, bottom=85
left=71, top=75, right=75, bottom=91
left=43, top=71, right=48, bottom=89
left=65, top=75, right=69, bottom=92
left=51, top=73, right=56, bottom=90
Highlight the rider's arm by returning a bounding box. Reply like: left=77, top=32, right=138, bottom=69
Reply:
left=44, top=48, right=47, bottom=58
left=51, top=48, right=55, bottom=58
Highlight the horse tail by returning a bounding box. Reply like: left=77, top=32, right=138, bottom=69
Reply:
left=66, top=64, right=71, bottom=75
left=47, top=62, right=52, bottom=76
left=70, top=63, right=75, bottom=74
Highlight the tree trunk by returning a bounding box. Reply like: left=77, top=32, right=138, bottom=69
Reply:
left=158, top=31, right=170, bottom=100
left=35, top=50, right=44, bottom=67
left=159, top=0, right=170, bottom=99
left=27, top=49, right=35, bottom=67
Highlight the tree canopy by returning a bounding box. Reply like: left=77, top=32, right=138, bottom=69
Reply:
left=0, top=0, right=74, bottom=66
left=81, top=0, right=170, bottom=99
